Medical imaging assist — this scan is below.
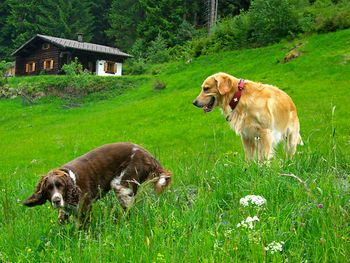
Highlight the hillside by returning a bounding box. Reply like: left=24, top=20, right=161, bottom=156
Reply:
left=0, top=29, right=349, bottom=262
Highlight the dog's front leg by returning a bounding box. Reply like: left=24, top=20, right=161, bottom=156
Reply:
left=58, top=209, right=69, bottom=224
left=241, top=136, right=256, bottom=161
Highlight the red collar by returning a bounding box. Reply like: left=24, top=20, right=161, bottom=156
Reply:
left=229, top=79, right=245, bottom=110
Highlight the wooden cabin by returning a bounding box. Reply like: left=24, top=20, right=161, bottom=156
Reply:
left=12, top=34, right=131, bottom=76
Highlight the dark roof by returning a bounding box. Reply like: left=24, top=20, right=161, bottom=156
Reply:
left=12, top=34, right=131, bottom=57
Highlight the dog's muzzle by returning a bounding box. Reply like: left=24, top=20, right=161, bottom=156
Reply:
left=193, top=96, right=216, bottom=113
left=52, top=193, right=64, bottom=208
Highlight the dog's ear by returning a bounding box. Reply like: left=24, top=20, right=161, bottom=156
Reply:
left=65, top=175, right=81, bottom=206
left=23, top=176, right=48, bottom=207
left=214, top=74, right=232, bottom=95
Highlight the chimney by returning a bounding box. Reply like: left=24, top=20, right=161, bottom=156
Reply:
left=77, top=33, right=83, bottom=42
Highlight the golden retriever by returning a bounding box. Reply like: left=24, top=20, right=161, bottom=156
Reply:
left=193, top=72, right=302, bottom=161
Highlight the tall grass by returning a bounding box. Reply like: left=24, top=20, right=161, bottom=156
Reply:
left=0, top=29, right=349, bottom=262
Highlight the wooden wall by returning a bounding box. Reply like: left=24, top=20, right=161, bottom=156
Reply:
left=15, top=43, right=61, bottom=76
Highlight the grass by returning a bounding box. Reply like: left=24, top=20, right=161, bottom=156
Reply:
left=0, top=29, right=349, bottom=262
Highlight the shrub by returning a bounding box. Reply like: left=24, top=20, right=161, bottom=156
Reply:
left=173, top=20, right=198, bottom=45
left=0, top=60, right=11, bottom=86
left=153, top=80, right=166, bottom=90
left=210, top=13, right=252, bottom=51
left=307, top=0, right=350, bottom=33
left=168, top=42, right=193, bottom=61
left=248, top=0, right=301, bottom=45
left=210, top=18, right=237, bottom=51
left=123, top=58, right=147, bottom=75
left=129, top=39, right=148, bottom=60
left=190, top=37, right=212, bottom=57
left=62, top=57, right=84, bottom=75
left=147, top=35, right=170, bottom=64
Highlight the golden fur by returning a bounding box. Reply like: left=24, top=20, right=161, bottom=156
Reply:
left=193, top=72, right=302, bottom=161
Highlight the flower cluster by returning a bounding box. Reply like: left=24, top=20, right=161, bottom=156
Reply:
left=240, top=195, right=266, bottom=207
left=265, top=241, right=285, bottom=254
left=236, top=216, right=260, bottom=229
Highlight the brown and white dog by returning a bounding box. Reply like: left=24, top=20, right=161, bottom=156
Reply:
left=193, top=72, right=303, bottom=161
left=23, top=143, right=172, bottom=224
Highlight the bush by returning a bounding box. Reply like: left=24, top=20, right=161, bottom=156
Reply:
left=307, top=0, right=350, bottom=33
left=147, top=35, right=170, bottom=64
left=190, top=37, right=212, bottom=57
left=248, top=0, right=301, bottom=45
left=0, top=60, right=11, bottom=86
left=4, top=75, right=139, bottom=101
left=129, top=39, right=148, bottom=60
left=123, top=58, right=147, bottom=75
left=211, top=13, right=252, bottom=51
left=153, top=80, right=166, bottom=90
left=168, top=42, right=193, bottom=61
left=173, top=20, right=198, bottom=45
left=62, top=57, right=84, bottom=75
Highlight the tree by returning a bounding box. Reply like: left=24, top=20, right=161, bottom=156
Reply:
left=138, top=0, right=184, bottom=46
left=218, top=0, right=251, bottom=17
left=0, top=0, right=11, bottom=60
left=6, top=0, right=44, bottom=50
left=37, top=0, right=94, bottom=42
left=106, top=0, right=143, bottom=51
left=90, top=0, right=112, bottom=45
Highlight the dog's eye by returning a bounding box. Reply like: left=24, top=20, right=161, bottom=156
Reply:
left=203, top=87, right=210, bottom=93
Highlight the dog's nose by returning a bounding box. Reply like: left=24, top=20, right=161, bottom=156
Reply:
left=52, top=196, right=61, bottom=205
left=192, top=100, right=198, bottom=106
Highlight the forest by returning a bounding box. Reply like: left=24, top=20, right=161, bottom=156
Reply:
left=0, top=0, right=349, bottom=64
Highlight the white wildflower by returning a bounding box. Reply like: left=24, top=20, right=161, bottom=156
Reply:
left=236, top=216, right=259, bottom=229
left=240, top=195, right=266, bottom=207
left=265, top=241, right=285, bottom=254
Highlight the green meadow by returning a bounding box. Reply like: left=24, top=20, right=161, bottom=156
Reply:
left=0, top=29, right=349, bottom=262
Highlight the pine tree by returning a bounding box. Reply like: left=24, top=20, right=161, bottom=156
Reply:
left=37, top=0, right=94, bottom=42
left=138, top=0, right=184, bottom=46
left=106, top=0, right=143, bottom=51
left=90, top=0, right=112, bottom=45
left=0, top=0, right=11, bottom=60
left=6, top=0, right=44, bottom=49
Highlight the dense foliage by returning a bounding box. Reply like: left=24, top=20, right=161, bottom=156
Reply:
left=0, top=0, right=349, bottom=66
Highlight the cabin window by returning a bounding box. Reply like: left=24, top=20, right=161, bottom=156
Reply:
left=104, top=61, right=116, bottom=74
left=42, top=43, right=50, bottom=50
left=43, top=59, right=54, bottom=70
left=25, top=62, right=36, bottom=73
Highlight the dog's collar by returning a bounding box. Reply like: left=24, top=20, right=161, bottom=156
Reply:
left=229, top=79, right=245, bottom=111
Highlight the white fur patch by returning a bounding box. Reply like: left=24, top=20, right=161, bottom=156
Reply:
left=68, top=170, right=76, bottom=184
left=111, top=169, right=127, bottom=186
left=158, top=177, right=166, bottom=186
left=132, top=146, right=139, bottom=152
left=272, top=129, right=282, bottom=145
